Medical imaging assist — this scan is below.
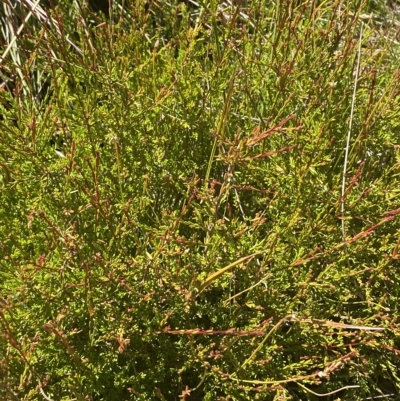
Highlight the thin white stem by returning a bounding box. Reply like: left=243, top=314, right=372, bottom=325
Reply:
left=341, top=22, right=363, bottom=242
left=365, top=394, right=397, bottom=400
left=298, top=382, right=360, bottom=397
left=38, top=381, right=77, bottom=401
left=38, top=380, right=55, bottom=401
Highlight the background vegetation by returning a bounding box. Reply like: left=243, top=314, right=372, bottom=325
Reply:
left=1, top=0, right=400, bottom=399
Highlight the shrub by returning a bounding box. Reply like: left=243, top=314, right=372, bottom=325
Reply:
left=1, top=0, right=400, bottom=399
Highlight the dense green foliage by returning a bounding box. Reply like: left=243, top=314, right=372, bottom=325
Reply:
left=1, top=0, right=400, bottom=399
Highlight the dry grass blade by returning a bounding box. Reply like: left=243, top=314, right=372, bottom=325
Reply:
left=287, top=316, right=385, bottom=332
left=197, top=252, right=262, bottom=294
left=18, top=0, right=82, bottom=54
left=0, top=0, right=40, bottom=66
